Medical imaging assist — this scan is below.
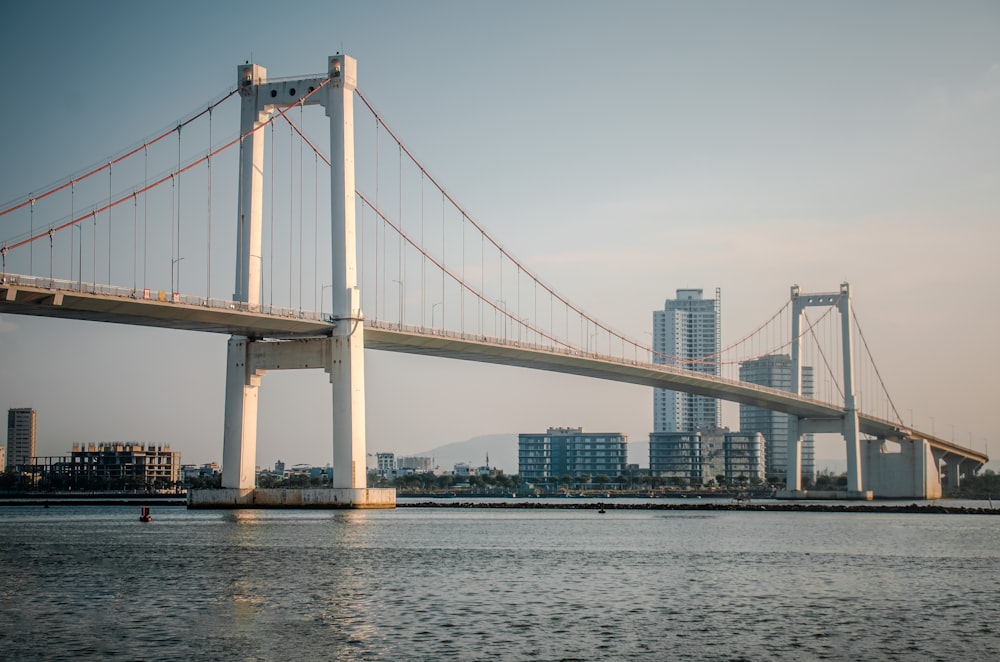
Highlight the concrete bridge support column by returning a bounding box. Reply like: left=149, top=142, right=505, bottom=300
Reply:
left=843, top=409, right=863, bottom=495
left=324, top=55, right=369, bottom=493
left=219, top=62, right=270, bottom=492
left=221, top=336, right=264, bottom=489
left=785, top=416, right=803, bottom=493
left=838, top=285, right=866, bottom=497
left=945, top=455, right=963, bottom=494
left=327, top=302, right=368, bottom=490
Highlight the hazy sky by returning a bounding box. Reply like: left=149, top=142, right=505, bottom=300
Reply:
left=1, top=1, right=998, bottom=473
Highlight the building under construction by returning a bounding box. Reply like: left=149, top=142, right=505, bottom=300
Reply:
left=68, top=443, right=180, bottom=487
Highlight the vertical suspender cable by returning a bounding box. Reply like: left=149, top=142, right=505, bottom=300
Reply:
left=207, top=106, right=213, bottom=300
left=461, top=214, right=465, bottom=333
left=143, top=145, right=148, bottom=293
left=441, top=193, right=445, bottom=327
left=289, top=122, right=293, bottom=309
left=170, top=173, right=175, bottom=294
left=108, top=162, right=112, bottom=285
left=29, top=197, right=34, bottom=275
left=132, top=193, right=137, bottom=293
left=479, top=231, right=483, bottom=334
left=298, top=105, right=303, bottom=313
left=92, top=210, right=97, bottom=290
left=497, top=239, right=502, bottom=337
left=269, top=121, right=275, bottom=310
left=176, top=126, right=182, bottom=294
left=396, top=146, right=406, bottom=328
left=71, top=181, right=76, bottom=288
left=313, top=151, right=318, bottom=313
left=375, top=119, right=380, bottom=320
left=420, top=171, right=425, bottom=326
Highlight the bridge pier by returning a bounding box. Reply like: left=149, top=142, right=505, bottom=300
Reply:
left=209, top=332, right=394, bottom=507
left=941, top=454, right=975, bottom=495
left=221, top=337, right=264, bottom=489
left=861, top=438, right=941, bottom=499
left=781, top=415, right=873, bottom=499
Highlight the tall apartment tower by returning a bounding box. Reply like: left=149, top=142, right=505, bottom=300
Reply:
left=653, top=288, right=721, bottom=432
left=738, top=355, right=815, bottom=483
left=6, top=408, right=37, bottom=469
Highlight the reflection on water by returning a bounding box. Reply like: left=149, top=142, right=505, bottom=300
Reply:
left=1, top=506, right=998, bottom=660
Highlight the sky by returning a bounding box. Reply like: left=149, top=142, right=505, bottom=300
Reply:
left=1, top=1, right=998, bottom=474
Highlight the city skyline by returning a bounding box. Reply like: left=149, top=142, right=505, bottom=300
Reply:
left=1, top=2, right=998, bottom=472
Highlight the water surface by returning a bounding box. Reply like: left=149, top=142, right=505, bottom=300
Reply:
left=1, top=506, right=997, bottom=660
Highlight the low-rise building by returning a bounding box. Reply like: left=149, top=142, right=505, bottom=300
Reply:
left=650, top=427, right=765, bottom=486
left=398, top=456, right=432, bottom=472
left=519, top=427, right=627, bottom=481
left=375, top=452, right=397, bottom=480
left=724, top=432, right=766, bottom=484
left=649, top=431, right=703, bottom=483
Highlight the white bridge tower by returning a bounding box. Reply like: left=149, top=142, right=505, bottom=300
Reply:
left=786, top=282, right=869, bottom=499
left=209, top=55, right=393, bottom=508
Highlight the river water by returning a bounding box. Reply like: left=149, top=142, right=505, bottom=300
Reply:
left=1, top=504, right=998, bottom=661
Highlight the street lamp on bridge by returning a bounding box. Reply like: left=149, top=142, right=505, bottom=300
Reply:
left=431, top=301, right=442, bottom=329
left=393, top=279, right=403, bottom=329
left=320, top=283, right=332, bottom=321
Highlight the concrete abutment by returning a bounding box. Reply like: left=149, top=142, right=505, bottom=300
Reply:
left=188, top=488, right=396, bottom=509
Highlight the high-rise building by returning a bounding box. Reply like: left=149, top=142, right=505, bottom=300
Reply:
left=653, top=288, right=721, bottom=432
left=738, top=354, right=815, bottom=483
left=6, top=408, right=37, bottom=469
left=518, top=427, right=627, bottom=481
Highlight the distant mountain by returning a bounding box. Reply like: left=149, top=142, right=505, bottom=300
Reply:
left=415, top=433, right=519, bottom=474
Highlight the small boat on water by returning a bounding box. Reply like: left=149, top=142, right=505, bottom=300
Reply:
left=139, top=507, right=152, bottom=522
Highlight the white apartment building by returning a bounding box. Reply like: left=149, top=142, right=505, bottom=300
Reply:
left=653, top=289, right=721, bottom=433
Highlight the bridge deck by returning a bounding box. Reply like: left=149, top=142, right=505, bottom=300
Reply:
left=1, top=277, right=987, bottom=466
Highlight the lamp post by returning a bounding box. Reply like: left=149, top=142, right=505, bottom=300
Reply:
left=393, top=279, right=403, bottom=329
left=495, top=299, right=506, bottom=342
left=320, top=283, right=332, bottom=321
left=431, top=301, right=442, bottom=329
left=171, top=257, right=184, bottom=301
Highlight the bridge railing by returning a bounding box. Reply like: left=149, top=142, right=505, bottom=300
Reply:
left=363, top=318, right=842, bottom=413
left=0, top=273, right=325, bottom=321
left=1, top=274, right=912, bottom=430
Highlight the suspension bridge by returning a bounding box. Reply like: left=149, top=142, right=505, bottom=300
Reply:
left=0, top=55, right=986, bottom=506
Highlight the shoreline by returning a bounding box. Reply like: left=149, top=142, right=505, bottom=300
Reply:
left=1, top=495, right=995, bottom=514
left=397, top=501, right=1000, bottom=514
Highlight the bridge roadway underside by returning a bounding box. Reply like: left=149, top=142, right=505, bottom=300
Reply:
left=0, top=281, right=987, bottom=470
